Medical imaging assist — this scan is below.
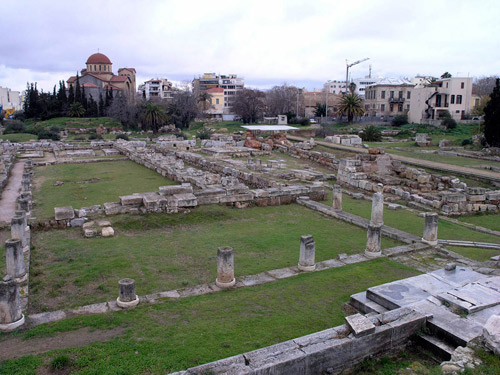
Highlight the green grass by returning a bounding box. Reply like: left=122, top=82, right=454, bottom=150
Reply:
left=0, top=133, right=37, bottom=142
left=1, top=259, right=420, bottom=374
left=24, top=117, right=122, bottom=129
left=337, top=195, right=500, bottom=261
left=32, top=161, right=177, bottom=219
left=457, top=213, right=500, bottom=232
left=27, top=204, right=402, bottom=312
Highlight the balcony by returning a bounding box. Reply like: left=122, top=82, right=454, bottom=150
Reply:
left=389, top=97, right=405, bottom=103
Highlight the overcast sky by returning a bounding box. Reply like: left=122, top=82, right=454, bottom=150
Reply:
left=1, top=0, right=499, bottom=93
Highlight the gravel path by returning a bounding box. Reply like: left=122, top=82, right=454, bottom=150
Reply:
left=0, top=161, right=25, bottom=224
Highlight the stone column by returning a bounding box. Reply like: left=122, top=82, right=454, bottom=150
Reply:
left=422, top=213, right=439, bottom=246
left=365, top=224, right=382, bottom=258
left=5, top=239, right=27, bottom=283
left=15, top=210, right=27, bottom=229
left=10, top=215, right=27, bottom=250
left=298, top=235, right=316, bottom=271
left=216, top=246, right=235, bottom=288
left=0, top=275, right=25, bottom=331
left=332, top=185, right=342, bottom=211
left=116, top=278, right=139, bottom=308
left=15, top=210, right=30, bottom=247
left=370, top=191, right=384, bottom=227
left=17, top=198, right=30, bottom=212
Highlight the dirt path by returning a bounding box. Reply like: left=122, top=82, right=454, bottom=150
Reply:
left=0, top=161, right=25, bottom=224
left=287, top=135, right=500, bottom=183
left=0, top=327, right=125, bottom=361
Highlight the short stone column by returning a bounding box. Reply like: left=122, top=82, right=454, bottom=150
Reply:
left=370, top=192, right=384, bottom=227
left=15, top=210, right=27, bottom=229
left=17, top=198, right=30, bottom=212
left=298, top=235, right=316, bottom=271
left=11, top=215, right=27, bottom=250
left=365, top=224, right=382, bottom=258
left=332, top=185, right=343, bottom=211
left=0, top=275, right=25, bottom=331
left=15, top=210, right=30, bottom=247
left=216, top=246, right=235, bottom=288
left=116, top=278, right=139, bottom=308
left=5, top=239, right=27, bottom=283
left=422, top=213, right=439, bottom=246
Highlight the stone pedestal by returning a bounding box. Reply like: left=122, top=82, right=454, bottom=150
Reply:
left=5, top=239, right=27, bottom=283
left=116, top=278, right=139, bottom=308
left=216, top=246, right=235, bottom=288
left=332, top=185, right=342, bottom=211
left=365, top=224, right=382, bottom=258
left=0, top=275, right=25, bottom=331
left=422, top=213, right=439, bottom=246
left=298, top=235, right=316, bottom=271
left=370, top=192, right=384, bottom=227
left=17, top=198, right=30, bottom=212
left=15, top=210, right=30, bottom=247
left=11, top=215, right=27, bottom=249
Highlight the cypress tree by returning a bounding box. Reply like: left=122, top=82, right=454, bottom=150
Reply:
left=484, top=78, right=500, bottom=147
left=99, top=93, right=104, bottom=117
left=81, top=85, right=88, bottom=110
left=68, top=84, right=75, bottom=104
left=75, top=73, right=82, bottom=103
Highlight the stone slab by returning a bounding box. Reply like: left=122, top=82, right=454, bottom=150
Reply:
left=430, top=267, right=484, bottom=287
left=345, top=313, right=376, bottom=337
left=239, top=272, right=276, bottom=287
left=316, top=259, right=345, bottom=271
left=266, top=267, right=299, bottom=279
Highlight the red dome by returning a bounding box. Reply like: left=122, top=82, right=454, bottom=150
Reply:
left=86, top=53, right=112, bottom=64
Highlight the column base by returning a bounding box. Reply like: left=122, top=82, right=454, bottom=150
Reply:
left=215, top=278, right=235, bottom=288
left=0, top=314, right=25, bottom=332
left=15, top=273, right=28, bottom=284
left=364, top=250, right=382, bottom=258
left=23, top=246, right=30, bottom=253
left=116, top=295, right=139, bottom=309
left=298, top=263, right=316, bottom=272
left=421, top=238, right=438, bottom=246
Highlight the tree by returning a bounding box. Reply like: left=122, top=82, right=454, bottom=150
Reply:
left=75, top=73, right=82, bottom=103
left=392, top=114, right=409, bottom=127
left=107, top=94, right=139, bottom=129
left=68, top=84, right=75, bottom=104
left=265, top=84, right=301, bottom=117
left=472, top=95, right=490, bottom=116
left=168, top=91, right=199, bottom=128
left=232, top=88, right=265, bottom=124
left=473, top=76, right=499, bottom=96
left=360, top=125, right=382, bottom=142
left=197, top=92, right=212, bottom=112
left=68, top=102, right=85, bottom=117
left=440, top=110, right=457, bottom=129
left=441, top=72, right=452, bottom=79
left=484, top=78, right=500, bottom=147
left=142, top=101, right=168, bottom=133
left=348, top=82, right=356, bottom=94
left=336, top=93, right=364, bottom=124
left=314, top=103, right=326, bottom=117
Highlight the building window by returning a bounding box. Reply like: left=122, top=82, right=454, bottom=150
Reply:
left=398, top=104, right=403, bottom=112
left=461, top=82, right=465, bottom=89
left=451, top=95, right=455, bottom=104
left=216, top=98, right=219, bottom=105
left=457, top=95, right=462, bottom=104
left=390, top=104, right=394, bottom=112
left=406, top=104, right=410, bottom=110
left=390, top=91, right=394, bottom=98
left=381, top=104, right=385, bottom=112
left=99, top=65, right=101, bottom=72
left=398, top=91, right=403, bottom=98
left=381, top=91, right=385, bottom=99
left=407, top=91, right=411, bottom=99
left=446, top=82, right=448, bottom=88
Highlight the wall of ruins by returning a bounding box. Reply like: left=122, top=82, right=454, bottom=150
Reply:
left=274, top=144, right=338, bottom=170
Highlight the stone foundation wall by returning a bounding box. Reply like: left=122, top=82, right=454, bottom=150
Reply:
left=274, top=144, right=338, bottom=170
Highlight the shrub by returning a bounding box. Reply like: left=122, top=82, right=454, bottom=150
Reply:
left=88, top=134, right=103, bottom=140
left=115, top=134, right=129, bottom=141
left=360, top=125, right=382, bottom=142
left=442, top=117, right=457, bottom=129
left=74, top=136, right=86, bottom=141
left=3, top=120, right=27, bottom=134
left=461, top=138, right=473, bottom=146
left=178, top=132, right=188, bottom=140
left=196, top=128, right=211, bottom=140
left=37, top=130, right=60, bottom=141
left=391, top=114, right=408, bottom=127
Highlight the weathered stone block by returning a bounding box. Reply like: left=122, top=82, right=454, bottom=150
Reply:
left=345, top=313, right=376, bottom=337
left=101, top=227, right=115, bottom=237
left=158, top=184, right=193, bottom=196
left=54, top=206, right=75, bottom=221
left=172, top=193, right=197, bottom=207
left=119, top=195, right=143, bottom=206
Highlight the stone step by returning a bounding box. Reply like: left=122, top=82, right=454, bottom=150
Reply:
left=350, top=292, right=388, bottom=314
left=415, top=333, right=455, bottom=361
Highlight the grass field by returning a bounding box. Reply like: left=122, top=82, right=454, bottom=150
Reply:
left=32, top=161, right=177, bottom=219
left=27, top=204, right=402, bottom=312
left=457, top=213, right=500, bottom=232
left=24, top=117, right=122, bottom=129
left=0, top=259, right=419, bottom=375
left=0, top=133, right=37, bottom=142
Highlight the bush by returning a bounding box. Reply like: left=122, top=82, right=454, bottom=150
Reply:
left=178, top=132, right=188, bottom=140
left=391, top=114, right=409, bottom=127
left=461, top=138, right=473, bottom=146
left=88, top=134, right=103, bottom=140
left=51, top=355, right=71, bottom=370
left=3, top=120, right=27, bottom=134
left=442, top=117, right=457, bottom=129
left=37, top=129, right=60, bottom=141
left=74, top=136, right=86, bottom=141
left=360, top=125, right=382, bottom=142
left=196, top=128, right=211, bottom=140
left=115, top=134, right=129, bottom=141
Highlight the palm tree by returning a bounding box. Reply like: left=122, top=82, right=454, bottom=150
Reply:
left=68, top=102, right=85, bottom=117
left=142, top=101, right=168, bottom=133
left=360, top=125, right=382, bottom=142
left=336, top=93, right=364, bottom=124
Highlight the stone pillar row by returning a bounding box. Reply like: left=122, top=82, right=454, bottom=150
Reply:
left=365, top=187, right=384, bottom=258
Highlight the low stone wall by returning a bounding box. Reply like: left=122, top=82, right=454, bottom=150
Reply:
left=274, top=144, right=338, bottom=170
left=170, top=307, right=427, bottom=375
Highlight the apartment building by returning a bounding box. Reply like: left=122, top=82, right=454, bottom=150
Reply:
left=192, top=73, right=244, bottom=112
left=364, top=78, right=414, bottom=118
left=324, top=80, right=347, bottom=95
left=409, top=77, right=473, bottom=123
left=205, top=87, right=225, bottom=119
left=138, top=78, right=175, bottom=100
left=303, top=90, right=341, bottom=118
left=0, top=86, right=22, bottom=111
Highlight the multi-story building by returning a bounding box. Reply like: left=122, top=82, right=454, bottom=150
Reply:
left=364, top=78, right=414, bottom=118
left=352, top=77, right=382, bottom=98
left=303, top=90, right=341, bottom=118
left=0, top=86, right=22, bottom=111
left=409, top=77, right=473, bottom=123
left=192, top=73, right=244, bottom=113
left=324, top=80, right=346, bottom=95
left=138, top=78, right=175, bottom=100
left=205, top=87, right=225, bottom=119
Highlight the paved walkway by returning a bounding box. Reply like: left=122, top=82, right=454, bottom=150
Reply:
left=0, top=161, right=25, bottom=223
left=287, top=135, right=500, bottom=183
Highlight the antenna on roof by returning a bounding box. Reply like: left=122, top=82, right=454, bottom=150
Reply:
left=98, top=48, right=100, bottom=53
left=369, top=65, right=372, bottom=79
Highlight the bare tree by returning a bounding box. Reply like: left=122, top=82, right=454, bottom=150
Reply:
left=265, top=84, right=303, bottom=117
left=473, top=76, right=500, bottom=96
left=233, top=89, right=266, bottom=124
left=167, top=91, right=199, bottom=128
